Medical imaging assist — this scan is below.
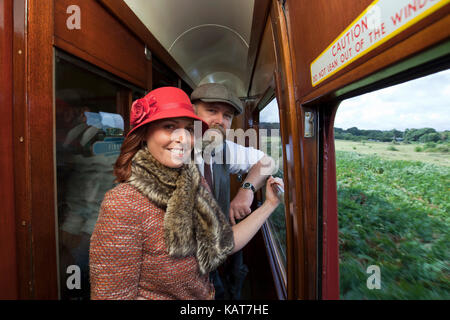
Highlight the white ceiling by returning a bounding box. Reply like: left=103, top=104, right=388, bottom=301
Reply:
left=124, top=0, right=255, bottom=97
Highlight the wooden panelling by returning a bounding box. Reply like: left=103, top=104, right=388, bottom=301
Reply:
left=246, top=0, right=272, bottom=92
left=0, top=0, right=18, bottom=299
left=250, top=84, right=291, bottom=300
left=27, top=0, right=58, bottom=299
left=237, top=100, right=278, bottom=300
left=152, top=57, right=179, bottom=89
left=249, top=20, right=276, bottom=98
left=284, top=0, right=450, bottom=103
left=282, top=0, right=450, bottom=300
left=270, top=0, right=303, bottom=299
left=146, top=58, right=152, bottom=91
left=13, top=0, right=33, bottom=299
left=302, top=14, right=450, bottom=104
left=116, top=89, right=133, bottom=134
left=244, top=228, right=278, bottom=299
left=98, top=0, right=195, bottom=90
left=296, top=104, right=318, bottom=300
left=284, top=0, right=371, bottom=100
left=54, top=0, right=147, bottom=89
left=320, top=103, right=340, bottom=300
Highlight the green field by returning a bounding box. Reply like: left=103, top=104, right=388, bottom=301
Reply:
left=335, top=140, right=450, bottom=299
left=335, top=140, right=450, bottom=167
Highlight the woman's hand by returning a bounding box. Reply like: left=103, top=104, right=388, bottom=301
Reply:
left=230, top=176, right=285, bottom=254
left=264, top=176, right=284, bottom=207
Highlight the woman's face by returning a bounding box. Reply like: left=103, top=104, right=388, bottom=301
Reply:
left=145, top=117, right=194, bottom=168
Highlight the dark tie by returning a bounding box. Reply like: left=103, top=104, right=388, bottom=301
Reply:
left=204, top=162, right=214, bottom=194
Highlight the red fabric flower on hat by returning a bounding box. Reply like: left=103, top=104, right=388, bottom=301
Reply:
left=130, top=95, right=157, bottom=126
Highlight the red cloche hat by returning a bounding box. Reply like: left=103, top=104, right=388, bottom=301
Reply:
left=127, top=87, right=208, bottom=136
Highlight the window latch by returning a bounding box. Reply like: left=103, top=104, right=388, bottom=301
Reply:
left=304, top=111, right=315, bottom=138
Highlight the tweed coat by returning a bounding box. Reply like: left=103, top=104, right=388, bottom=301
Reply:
left=89, top=183, right=216, bottom=300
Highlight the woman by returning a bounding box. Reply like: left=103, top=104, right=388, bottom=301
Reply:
left=89, top=87, right=283, bottom=300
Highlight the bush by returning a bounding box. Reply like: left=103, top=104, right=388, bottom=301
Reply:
left=404, top=128, right=436, bottom=142
left=387, top=146, right=399, bottom=151
left=419, top=133, right=441, bottom=143
left=420, top=141, right=450, bottom=153
left=414, top=146, right=423, bottom=152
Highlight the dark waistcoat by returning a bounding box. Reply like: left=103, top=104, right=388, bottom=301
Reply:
left=211, top=143, right=248, bottom=300
left=212, top=143, right=230, bottom=219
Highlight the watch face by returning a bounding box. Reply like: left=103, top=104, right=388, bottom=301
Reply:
left=242, top=182, right=255, bottom=192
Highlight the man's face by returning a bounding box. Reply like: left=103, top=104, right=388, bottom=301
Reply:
left=194, top=101, right=235, bottom=130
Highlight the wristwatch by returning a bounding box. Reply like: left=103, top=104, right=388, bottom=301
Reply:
left=241, top=182, right=256, bottom=193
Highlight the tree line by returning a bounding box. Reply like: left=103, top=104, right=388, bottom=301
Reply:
left=259, top=123, right=449, bottom=143
left=334, top=127, right=450, bottom=143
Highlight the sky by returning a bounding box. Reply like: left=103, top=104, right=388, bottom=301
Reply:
left=260, top=98, right=279, bottom=123
left=336, top=69, right=450, bottom=131
left=260, top=69, right=450, bottom=132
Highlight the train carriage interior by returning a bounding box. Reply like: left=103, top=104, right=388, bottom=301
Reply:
left=1, top=0, right=449, bottom=300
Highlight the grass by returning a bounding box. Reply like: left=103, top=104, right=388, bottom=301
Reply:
left=260, top=137, right=449, bottom=299
left=335, top=144, right=450, bottom=300
left=335, top=140, right=450, bottom=167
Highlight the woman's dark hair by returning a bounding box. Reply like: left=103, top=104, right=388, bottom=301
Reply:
left=114, top=126, right=148, bottom=183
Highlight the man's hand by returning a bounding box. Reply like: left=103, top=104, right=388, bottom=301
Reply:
left=229, top=188, right=254, bottom=225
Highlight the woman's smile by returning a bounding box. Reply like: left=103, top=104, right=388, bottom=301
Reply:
left=167, top=147, right=185, bottom=156
left=145, top=118, right=195, bottom=168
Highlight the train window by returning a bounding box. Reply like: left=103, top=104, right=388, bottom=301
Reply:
left=335, top=69, right=450, bottom=299
left=152, top=56, right=179, bottom=89
left=55, top=51, right=144, bottom=300
left=260, top=98, right=287, bottom=267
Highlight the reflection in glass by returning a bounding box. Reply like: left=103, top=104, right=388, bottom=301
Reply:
left=55, top=54, right=143, bottom=300
left=259, top=98, right=287, bottom=267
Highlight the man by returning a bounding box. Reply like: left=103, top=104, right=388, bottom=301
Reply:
left=191, top=83, right=275, bottom=299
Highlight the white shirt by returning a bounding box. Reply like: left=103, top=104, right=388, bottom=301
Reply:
left=194, top=140, right=265, bottom=182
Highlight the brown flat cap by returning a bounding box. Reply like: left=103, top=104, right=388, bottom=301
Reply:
left=190, top=83, right=243, bottom=115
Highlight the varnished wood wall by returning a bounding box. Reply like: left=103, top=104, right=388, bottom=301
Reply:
left=0, top=0, right=18, bottom=299
left=285, top=0, right=450, bottom=103
left=281, top=0, right=450, bottom=300
left=55, top=0, right=150, bottom=89
left=11, top=0, right=155, bottom=299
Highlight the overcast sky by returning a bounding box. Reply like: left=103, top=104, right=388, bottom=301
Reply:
left=261, top=68, right=449, bottom=132
left=336, top=69, right=450, bottom=131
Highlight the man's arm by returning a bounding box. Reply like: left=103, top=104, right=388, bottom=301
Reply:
left=229, top=155, right=276, bottom=225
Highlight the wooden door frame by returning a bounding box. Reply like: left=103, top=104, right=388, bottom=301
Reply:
left=279, top=0, right=450, bottom=300
left=12, top=0, right=154, bottom=299
left=0, top=0, right=19, bottom=299
left=11, top=0, right=57, bottom=299
left=270, top=0, right=307, bottom=299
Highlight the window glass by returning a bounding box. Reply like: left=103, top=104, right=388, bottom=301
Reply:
left=335, top=69, right=450, bottom=299
left=55, top=53, right=144, bottom=300
left=260, top=98, right=287, bottom=267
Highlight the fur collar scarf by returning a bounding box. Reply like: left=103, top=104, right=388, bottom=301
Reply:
left=128, top=148, right=234, bottom=275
